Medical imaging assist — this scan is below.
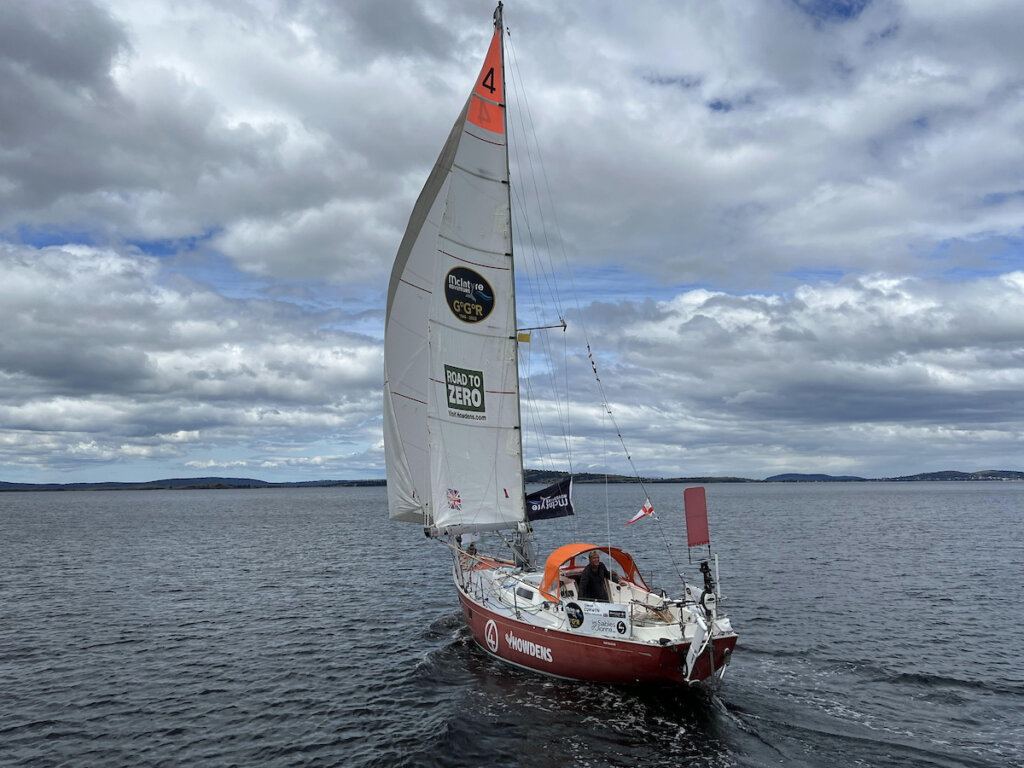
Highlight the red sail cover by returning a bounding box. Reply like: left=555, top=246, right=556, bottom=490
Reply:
left=684, top=486, right=710, bottom=547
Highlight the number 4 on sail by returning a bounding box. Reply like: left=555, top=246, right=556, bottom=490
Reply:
left=382, top=2, right=737, bottom=686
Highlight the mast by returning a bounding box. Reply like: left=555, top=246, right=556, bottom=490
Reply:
left=498, top=1, right=520, bottom=485
left=496, top=1, right=519, bottom=484
left=495, top=2, right=534, bottom=568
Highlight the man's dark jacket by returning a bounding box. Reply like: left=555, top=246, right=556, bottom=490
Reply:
left=579, top=562, right=612, bottom=601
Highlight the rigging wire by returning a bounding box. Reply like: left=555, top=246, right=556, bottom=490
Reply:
left=507, top=71, right=571, bottom=459
left=505, top=24, right=688, bottom=584
left=509, top=136, right=572, bottom=481
left=506, top=26, right=580, bottom=541
left=505, top=29, right=573, bottom=467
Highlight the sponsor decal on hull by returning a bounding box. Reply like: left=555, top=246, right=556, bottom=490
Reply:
left=504, top=630, right=553, bottom=663
left=484, top=619, right=499, bottom=652
left=482, top=617, right=553, bottom=663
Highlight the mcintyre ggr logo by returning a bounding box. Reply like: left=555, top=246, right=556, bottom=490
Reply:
left=444, top=267, right=494, bottom=323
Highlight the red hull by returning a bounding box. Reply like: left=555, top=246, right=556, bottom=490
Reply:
left=457, top=590, right=736, bottom=685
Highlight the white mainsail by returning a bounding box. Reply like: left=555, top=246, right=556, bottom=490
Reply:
left=383, top=13, right=526, bottom=533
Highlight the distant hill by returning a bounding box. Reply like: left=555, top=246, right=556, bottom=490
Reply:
left=524, top=469, right=757, bottom=485
left=766, top=469, right=1023, bottom=482
left=2, top=469, right=1021, bottom=492
left=765, top=473, right=867, bottom=482
left=0, top=477, right=386, bottom=492
left=886, top=470, right=1024, bottom=482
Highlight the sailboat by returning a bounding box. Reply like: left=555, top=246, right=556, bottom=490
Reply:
left=383, top=3, right=736, bottom=685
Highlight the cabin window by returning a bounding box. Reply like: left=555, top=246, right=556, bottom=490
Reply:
left=516, top=587, right=534, bottom=601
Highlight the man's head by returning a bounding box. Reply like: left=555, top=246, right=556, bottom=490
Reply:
left=588, top=550, right=600, bottom=567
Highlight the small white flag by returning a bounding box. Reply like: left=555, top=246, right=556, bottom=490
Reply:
left=626, top=498, right=655, bottom=525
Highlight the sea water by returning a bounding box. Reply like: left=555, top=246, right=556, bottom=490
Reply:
left=1, top=482, right=1021, bottom=767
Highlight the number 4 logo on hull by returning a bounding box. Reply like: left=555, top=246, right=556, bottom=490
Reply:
left=484, top=619, right=499, bottom=652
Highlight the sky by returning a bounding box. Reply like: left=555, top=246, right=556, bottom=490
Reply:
left=2, top=0, right=1023, bottom=484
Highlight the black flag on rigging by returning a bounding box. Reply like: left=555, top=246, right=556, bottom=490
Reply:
left=525, top=477, right=574, bottom=521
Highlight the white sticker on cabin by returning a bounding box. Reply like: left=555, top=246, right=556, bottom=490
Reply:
left=570, top=600, right=631, bottom=638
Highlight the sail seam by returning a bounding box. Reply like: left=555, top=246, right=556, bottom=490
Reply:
left=392, top=390, right=428, bottom=405
left=438, top=235, right=510, bottom=260
left=400, top=278, right=432, bottom=294
left=452, top=161, right=504, bottom=183
left=438, top=248, right=511, bottom=271
left=430, top=317, right=513, bottom=338
left=473, top=92, right=503, bottom=109
left=464, top=129, right=504, bottom=147
left=426, top=414, right=513, bottom=431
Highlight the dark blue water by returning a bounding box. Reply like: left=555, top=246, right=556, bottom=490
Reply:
left=1, top=483, right=1021, bottom=767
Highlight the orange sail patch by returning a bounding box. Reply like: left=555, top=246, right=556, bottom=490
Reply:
left=468, top=95, right=503, bottom=134
left=467, top=28, right=504, bottom=134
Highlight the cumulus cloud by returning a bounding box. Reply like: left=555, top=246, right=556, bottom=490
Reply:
left=501, top=0, right=1024, bottom=286
left=0, top=243, right=382, bottom=479
left=1, top=0, right=1023, bottom=481
left=517, top=271, right=1024, bottom=478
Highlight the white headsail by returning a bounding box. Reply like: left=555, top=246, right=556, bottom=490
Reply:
left=383, top=10, right=525, bottom=534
